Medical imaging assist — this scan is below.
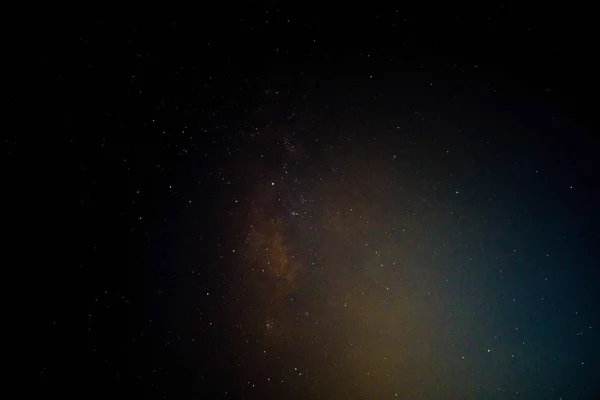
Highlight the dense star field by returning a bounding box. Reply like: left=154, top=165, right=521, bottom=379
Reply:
left=27, top=5, right=598, bottom=399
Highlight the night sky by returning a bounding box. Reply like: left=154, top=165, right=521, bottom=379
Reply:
left=27, top=5, right=599, bottom=399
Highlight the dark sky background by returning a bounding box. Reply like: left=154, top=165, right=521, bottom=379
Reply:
left=22, top=4, right=598, bottom=399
